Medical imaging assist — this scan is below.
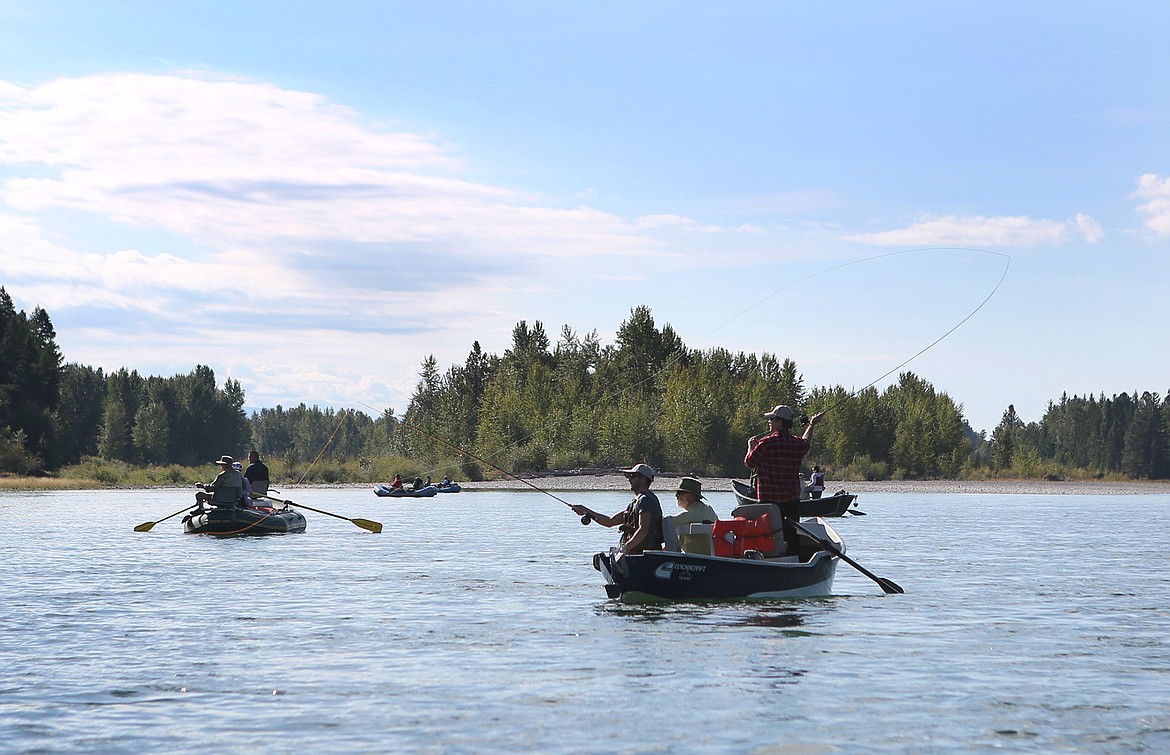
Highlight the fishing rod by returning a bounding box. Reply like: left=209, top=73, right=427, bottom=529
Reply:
left=357, top=402, right=595, bottom=525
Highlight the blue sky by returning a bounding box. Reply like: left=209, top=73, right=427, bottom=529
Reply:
left=2, top=2, right=1168, bottom=434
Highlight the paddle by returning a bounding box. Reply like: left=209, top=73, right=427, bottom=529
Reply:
left=134, top=503, right=197, bottom=532
left=792, top=519, right=903, bottom=594
left=255, top=493, right=383, bottom=533
left=847, top=509, right=868, bottom=516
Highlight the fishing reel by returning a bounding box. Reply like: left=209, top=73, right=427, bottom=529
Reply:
left=581, top=513, right=592, bottom=525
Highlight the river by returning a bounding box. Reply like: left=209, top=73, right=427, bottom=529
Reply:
left=2, top=487, right=1168, bottom=753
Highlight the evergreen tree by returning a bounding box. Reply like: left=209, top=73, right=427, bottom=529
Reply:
left=991, top=404, right=1021, bottom=471
left=1121, top=392, right=1170, bottom=478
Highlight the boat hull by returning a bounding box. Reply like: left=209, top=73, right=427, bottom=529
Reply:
left=595, top=549, right=837, bottom=602
left=732, top=479, right=858, bottom=517
left=183, top=506, right=306, bottom=536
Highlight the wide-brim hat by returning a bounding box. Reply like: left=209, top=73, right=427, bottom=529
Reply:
left=621, top=463, right=656, bottom=482
left=763, top=404, right=795, bottom=421
left=669, top=476, right=704, bottom=499
left=213, top=454, right=235, bottom=465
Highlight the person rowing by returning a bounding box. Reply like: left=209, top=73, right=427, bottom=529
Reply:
left=194, top=454, right=245, bottom=513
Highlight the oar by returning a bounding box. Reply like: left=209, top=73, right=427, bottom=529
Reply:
left=255, top=493, right=382, bottom=533
left=792, top=519, right=903, bottom=594
left=846, top=509, right=868, bottom=516
left=134, top=503, right=197, bottom=532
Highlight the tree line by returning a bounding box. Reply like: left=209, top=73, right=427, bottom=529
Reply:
left=3, top=288, right=1169, bottom=480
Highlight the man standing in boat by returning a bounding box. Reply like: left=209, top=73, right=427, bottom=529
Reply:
left=808, top=465, right=826, bottom=499
left=570, top=463, right=663, bottom=555
left=745, top=405, right=824, bottom=554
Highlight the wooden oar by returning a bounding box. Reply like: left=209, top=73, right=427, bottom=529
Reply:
left=255, top=494, right=382, bottom=533
left=792, top=519, right=904, bottom=594
left=134, top=503, right=197, bottom=532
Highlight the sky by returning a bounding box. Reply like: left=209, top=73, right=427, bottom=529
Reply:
left=1, top=2, right=1169, bottom=435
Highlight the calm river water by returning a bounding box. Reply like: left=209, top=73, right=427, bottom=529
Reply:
left=2, top=487, right=1168, bottom=753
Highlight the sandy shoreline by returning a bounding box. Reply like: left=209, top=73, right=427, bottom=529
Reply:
left=457, top=474, right=1170, bottom=496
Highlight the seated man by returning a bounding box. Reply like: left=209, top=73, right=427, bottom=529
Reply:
left=233, top=461, right=255, bottom=506
left=195, top=455, right=245, bottom=510
left=664, top=476, right=719, bottom=552
left=243, top=450, right=270, bottom=496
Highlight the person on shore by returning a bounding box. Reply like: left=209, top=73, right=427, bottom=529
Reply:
left=195, top=455, right=245, bottom=510
left=570, top=463, right=663, bottom=555
left=744, top=405, right=824, bottom=554
left=808, top=465, right=826, bottom=499
left=665, top=476, right=719, bottom=552
left=244, top=450, right=270, bottom=497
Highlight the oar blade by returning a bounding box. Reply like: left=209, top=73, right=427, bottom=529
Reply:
left=133, top=521, right=157, bottom=532
left=353, top=518, right=383, bottom=533
left=878, top=578, right=905, bottom=594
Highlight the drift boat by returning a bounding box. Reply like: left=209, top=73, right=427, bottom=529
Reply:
left=183, top=504, right=306, bottom=536
left=731, top=479, right=860, bottom=517
left=592, top=505, right=843, bottom=602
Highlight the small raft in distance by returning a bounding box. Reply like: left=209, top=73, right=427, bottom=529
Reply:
left=374, top=484, right=438, bottom=498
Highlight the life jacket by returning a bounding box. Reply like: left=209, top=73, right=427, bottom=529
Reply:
left=619, top=492, right=663, bottom=552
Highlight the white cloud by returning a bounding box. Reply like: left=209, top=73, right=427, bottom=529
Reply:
left=1133, top=173, right=1170, bottom=237
left=840, top=213, right=1104, bottom=246
left=0, top=72, right=747, bottom=411
left=0, top=72, right=715, bottom=263
left=634, top=213, right=764, bottom=234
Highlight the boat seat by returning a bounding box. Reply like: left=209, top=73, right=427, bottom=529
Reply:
left=679, top=522, right=714, bottom=556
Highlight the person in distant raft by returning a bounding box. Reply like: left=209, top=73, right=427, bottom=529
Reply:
left=744, top=405, right=824, bottom=554
left=233, top=461, right=254, bottom=506
left=244, top=450, right=270, bottom=497
left=570, top=463, right=663, bottom=555
left=195, top=454, right=245, bottom=511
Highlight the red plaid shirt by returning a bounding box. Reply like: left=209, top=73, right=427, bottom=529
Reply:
left=744, top=431, right=810, bottom=503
